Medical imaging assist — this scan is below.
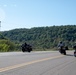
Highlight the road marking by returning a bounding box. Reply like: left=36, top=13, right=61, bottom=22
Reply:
left=0, top=55, right=64, bottom=72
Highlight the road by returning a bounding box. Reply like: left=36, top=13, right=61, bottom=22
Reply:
left=0, top=51, right=76, bottom=75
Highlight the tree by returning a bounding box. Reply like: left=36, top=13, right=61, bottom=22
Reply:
left=0, top=39, right=16, bottom=52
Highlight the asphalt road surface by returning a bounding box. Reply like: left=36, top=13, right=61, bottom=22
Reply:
left=0, top=51, right=76, bottom=75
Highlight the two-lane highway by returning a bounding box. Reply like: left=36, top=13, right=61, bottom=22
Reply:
left=0, top=51, right=76, bottom=75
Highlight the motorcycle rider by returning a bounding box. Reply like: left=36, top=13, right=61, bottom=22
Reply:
left=73, top=42, right=76, bottom=57
left=73, top=42, right=76, bottom=51
left=21, top=42, right=28, bottom=52
left=22, top=42, right=27, bottom=48
left=21, top=42, right=32, bottom=52
left=58, top=41, right=65, bottom=54
left=58, top=41, right=64, bottom=48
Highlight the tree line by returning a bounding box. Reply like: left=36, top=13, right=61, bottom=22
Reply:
left=1, top=25, right=76, bottom=52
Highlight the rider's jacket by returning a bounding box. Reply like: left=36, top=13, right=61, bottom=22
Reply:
left=57, top=42, right=65, bottom=50
left=58, top=43, right=64, bottom=47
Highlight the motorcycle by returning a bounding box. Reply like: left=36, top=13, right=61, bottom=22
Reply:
left=74, top=50, right=76, bottom=57
left=21, top=44, right=32, bottom=52
left=59, top=46, right=67, bottom=55
left=73, top=45, right=76, bottom=57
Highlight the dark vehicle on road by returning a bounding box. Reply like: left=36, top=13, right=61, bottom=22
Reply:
left=59, top=46, right=69, bottom=55
left=59, top=46, right=66, bottom=55
left=73, top=45, right=76, bottom=57
left=21, top=43, right=32, bottom=52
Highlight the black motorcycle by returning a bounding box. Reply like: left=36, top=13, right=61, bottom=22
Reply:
left=59, top=46, right=66, bottom=55
left=21, top=44, right=32, bottom=52
left=73, top=45, right=76, bottom=57
left=74, top=50, right=76, bottom=57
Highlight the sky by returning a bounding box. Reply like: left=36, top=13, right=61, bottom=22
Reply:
left=0, top=0, right=76, bottom=31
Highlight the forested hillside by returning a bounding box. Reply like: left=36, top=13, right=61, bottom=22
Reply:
left=1, top=25, right=76, bottom=51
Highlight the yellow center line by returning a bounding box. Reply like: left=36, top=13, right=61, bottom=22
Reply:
left=0, top=55, right=64, bottom=72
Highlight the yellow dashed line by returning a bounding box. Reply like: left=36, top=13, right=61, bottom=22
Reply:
left=0, top=55, right=64, bottom=72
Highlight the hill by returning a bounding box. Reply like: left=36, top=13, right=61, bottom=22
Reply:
left=1, top=25, right=76, bottom=50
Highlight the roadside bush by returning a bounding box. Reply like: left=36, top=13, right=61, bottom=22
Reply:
left=0, top=39, right=16, bottom=52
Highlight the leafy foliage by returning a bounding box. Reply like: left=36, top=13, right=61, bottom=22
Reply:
left=0, top=39, right=16, bottom=52
left=0, top=33, right=16, bottom=52
left=1, top=25, right=76, bottom=51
